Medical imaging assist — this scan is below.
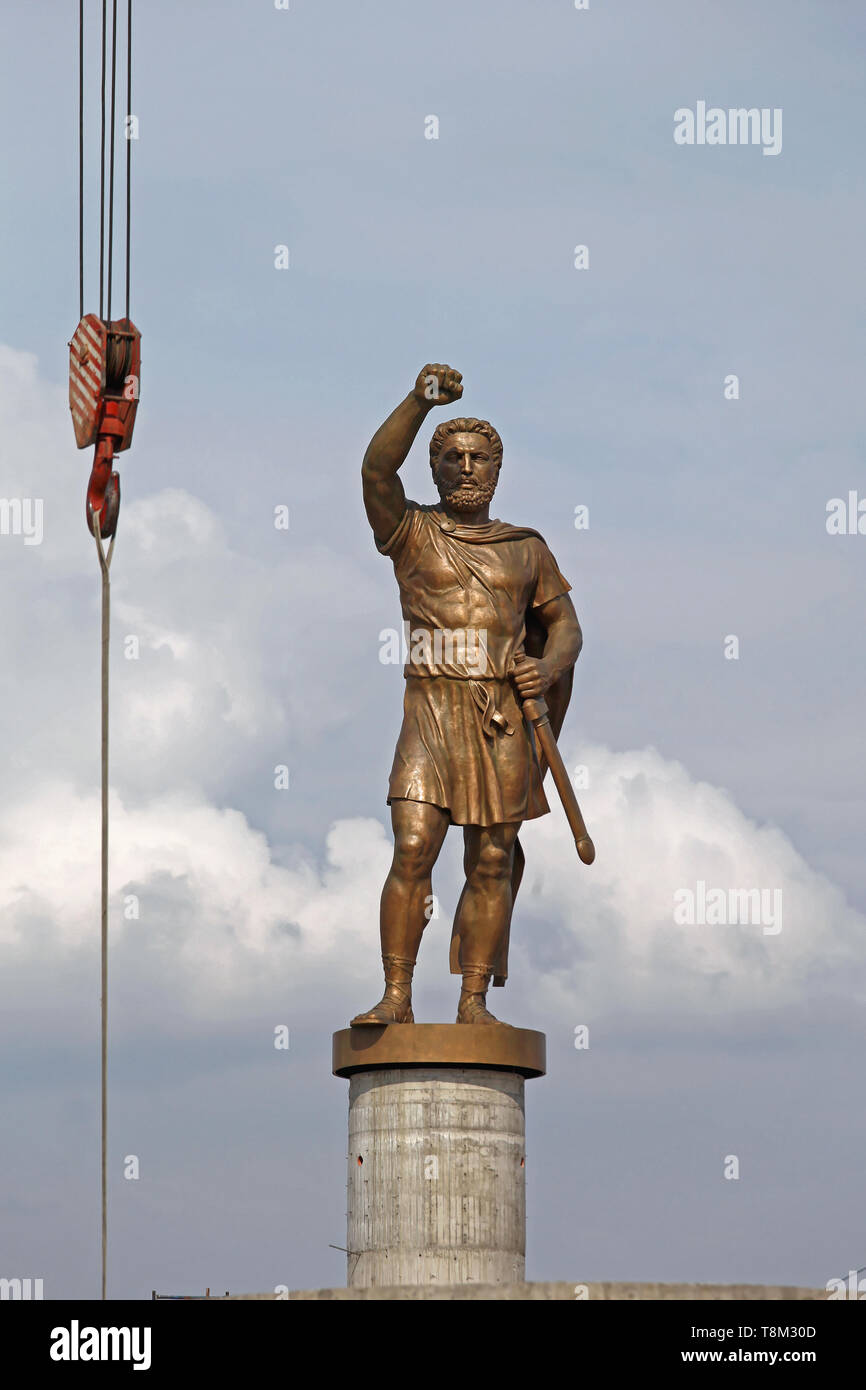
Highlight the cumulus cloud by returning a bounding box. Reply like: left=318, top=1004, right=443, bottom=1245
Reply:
left=513, top=740, right=864, bottom=1020
left=0, top=780, right=390, bottom=1022
left=1, top=749, right=861, bottom=1040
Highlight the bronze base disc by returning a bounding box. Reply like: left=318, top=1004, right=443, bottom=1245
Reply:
left=332, top=1023, right=546, bottom=1079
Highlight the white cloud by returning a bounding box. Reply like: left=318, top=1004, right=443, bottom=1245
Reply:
left=0, top=777, right=390, bottom=1019
left=515, top=740, right=864, bottom=1018
left=0, top=744, right=860, bottom=1032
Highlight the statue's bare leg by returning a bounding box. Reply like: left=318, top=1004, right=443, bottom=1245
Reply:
left=350, top=799, right=450, bottom=1025
left=454, top=821, right=520, bottom=1024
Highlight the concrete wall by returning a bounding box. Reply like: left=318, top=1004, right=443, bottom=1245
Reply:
left=221, top=1282, right=828, bottom=1301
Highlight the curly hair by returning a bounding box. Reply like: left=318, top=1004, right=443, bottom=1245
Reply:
left=429, top=417, right=503, bottom=472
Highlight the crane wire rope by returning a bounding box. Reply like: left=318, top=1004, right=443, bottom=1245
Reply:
left=79, top=0, right=134, bottom=1301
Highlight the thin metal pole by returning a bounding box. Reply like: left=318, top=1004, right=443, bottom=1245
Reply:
left=94, top=517, right=115, bottom=1301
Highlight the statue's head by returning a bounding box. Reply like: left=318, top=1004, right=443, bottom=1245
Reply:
left=429, top=417, right=503, bottom=512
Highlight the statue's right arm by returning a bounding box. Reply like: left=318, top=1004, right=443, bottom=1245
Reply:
left=362, top=364, right=463, bottom=546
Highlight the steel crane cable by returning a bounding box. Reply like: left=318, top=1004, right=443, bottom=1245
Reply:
left=78, top=0, right=135, bottom=1303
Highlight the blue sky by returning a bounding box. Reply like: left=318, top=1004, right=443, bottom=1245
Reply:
left=0, top=0, right=864, bottom=1298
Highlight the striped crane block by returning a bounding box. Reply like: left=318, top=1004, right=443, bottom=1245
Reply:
left=69, top=314, right=141, bottom=453
left=69, top=313, right=109, bottom=449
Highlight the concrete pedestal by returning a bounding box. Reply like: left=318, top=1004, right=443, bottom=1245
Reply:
left=332, top=1025, right=545, bottom=1289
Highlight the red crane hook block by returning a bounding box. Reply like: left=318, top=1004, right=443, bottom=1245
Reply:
left=69, top=313, right=141, bottom=537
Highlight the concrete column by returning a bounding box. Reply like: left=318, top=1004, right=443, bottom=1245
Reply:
left=333, top=1025, right=545, bottom=1289
left=347, top=1066, right=525, bottom=1287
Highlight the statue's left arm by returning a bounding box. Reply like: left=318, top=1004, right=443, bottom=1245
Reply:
left=512, top=592, right=582, bottom=699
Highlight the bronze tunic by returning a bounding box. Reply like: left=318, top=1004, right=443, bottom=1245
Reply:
left=378, top=502, right=572, bottom=827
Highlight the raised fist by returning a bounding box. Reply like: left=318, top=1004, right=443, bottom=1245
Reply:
left=413, top=363, right=463, bottom=407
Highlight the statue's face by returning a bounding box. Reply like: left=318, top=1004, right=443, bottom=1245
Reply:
left=433, top=432, right=499, bottom=511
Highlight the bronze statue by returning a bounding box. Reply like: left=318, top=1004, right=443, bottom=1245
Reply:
left=351, top=365, right=585, bottom=1028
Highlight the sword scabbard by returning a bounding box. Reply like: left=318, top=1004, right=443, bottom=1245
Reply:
left=520, top=693, right=595, bottom=866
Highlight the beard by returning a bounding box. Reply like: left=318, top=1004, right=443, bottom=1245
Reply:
left=436, top=476, right=498, bottom=512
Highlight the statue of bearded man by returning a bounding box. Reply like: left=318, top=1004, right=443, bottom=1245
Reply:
left=351, top=364, right=583, bottom=1027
